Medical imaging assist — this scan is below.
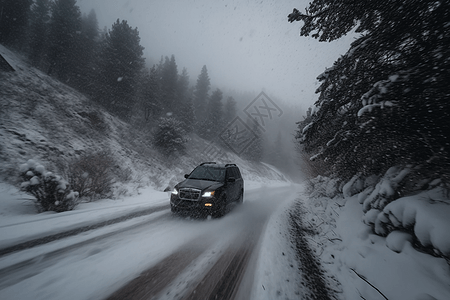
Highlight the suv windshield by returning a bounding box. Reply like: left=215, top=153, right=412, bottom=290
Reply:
left=188, top=166, right=225, bottom=182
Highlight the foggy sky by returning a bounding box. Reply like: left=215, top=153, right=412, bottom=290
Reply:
left=78, top=0, right=355, bottom=108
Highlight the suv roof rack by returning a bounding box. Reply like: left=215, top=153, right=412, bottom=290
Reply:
left=200, top=162, right=217, bottom=166
left=225, top=163, right=236, bottom=167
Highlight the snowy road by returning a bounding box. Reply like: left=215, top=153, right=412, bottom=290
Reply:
left=0, top=184, right=300, bottom=300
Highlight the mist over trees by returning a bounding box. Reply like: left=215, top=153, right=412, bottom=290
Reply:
left=243, top=118, right=264, bottom=162
left=1, top=0, right=299, bottom=173
left=193, top=65, right=211, bottom=124
left=199, top=88, right=223, bottom=140
left=223, top=96, right=237, bottom=126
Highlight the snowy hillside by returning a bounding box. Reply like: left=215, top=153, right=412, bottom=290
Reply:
left=0, top=44, right=288, bottom=198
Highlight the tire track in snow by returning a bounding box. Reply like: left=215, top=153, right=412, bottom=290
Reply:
left=289, top=201, right=333, bottom=300
left=0, top=211, right=171, bottom=290
left=105, top=214, right=264, bottom=300
left=106, top=237, right=213, bottom=300
left=0, top=204, right=170, bottom=257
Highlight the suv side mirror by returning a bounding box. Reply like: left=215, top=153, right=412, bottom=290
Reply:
left=227, top=177, right=236, bottom=183
left=184, top=174, right=189, bottom=179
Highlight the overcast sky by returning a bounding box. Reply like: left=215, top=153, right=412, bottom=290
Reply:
left=78, top=0, right=355, bottom=108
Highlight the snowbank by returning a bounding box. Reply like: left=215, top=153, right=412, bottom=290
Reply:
left=338, top=195, right=450, bottom=300
left=301, top=176, right=450, bottom=299
left=0, top=182, right=168, bottom=249
left=376, top=190, right=450, bottom=256
left=343, top=166, right=450, bottom=257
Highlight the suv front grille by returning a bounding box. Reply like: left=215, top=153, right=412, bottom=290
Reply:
left=179, top=188, right=201, bottom=201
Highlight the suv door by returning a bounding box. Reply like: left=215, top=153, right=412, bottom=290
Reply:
left=232, top=167, right=242, bottom=199
left=225, top=168, right=237, bottom=203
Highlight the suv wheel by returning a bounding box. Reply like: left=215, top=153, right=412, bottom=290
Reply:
left=237, top=190, right=244, bottom=204
left=213, top=197, right=226, bottom=218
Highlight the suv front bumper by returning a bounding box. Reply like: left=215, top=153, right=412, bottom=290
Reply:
left=170, top=194, right=219, bottom=216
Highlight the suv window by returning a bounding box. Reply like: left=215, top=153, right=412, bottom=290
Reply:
left=226, top=168, right=234, bottom=179
left=189, top=166, right=225, bottom=182
left=233, top=167, right=242, bottom=179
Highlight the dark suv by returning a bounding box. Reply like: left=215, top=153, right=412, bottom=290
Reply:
left=170, top=162, right=244, bottom=218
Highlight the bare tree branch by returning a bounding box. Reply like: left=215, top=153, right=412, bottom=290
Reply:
left=350, top=268, right=389, bottom=300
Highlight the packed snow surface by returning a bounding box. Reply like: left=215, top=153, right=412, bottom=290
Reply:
left=2, top=176, right=450, bottom=300
left=0, top=180, right=301, bottom=300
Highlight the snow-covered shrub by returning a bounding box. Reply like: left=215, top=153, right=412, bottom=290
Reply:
left=348, top=166, right=450, bottom=257
left=306, top=175, right=340, bottom=199
left=153, top=117, right=187, bottom=156
left=373, top=189, right=450, bottom=257
left=359, top=166, right=411, bottom=212
left=342, top=174, right=363, bottom=198
left=360, top=166, right=445, bottom=214
left=358, top=166, right=420, bottom=232
left=66, top=152, right=115, bottom=201
left=20, top=160, right=79, bottom=212
left=341, top=174, right=379, bottom=199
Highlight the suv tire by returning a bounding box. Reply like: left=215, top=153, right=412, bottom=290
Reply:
left=237, top=190, right=244, bottom=204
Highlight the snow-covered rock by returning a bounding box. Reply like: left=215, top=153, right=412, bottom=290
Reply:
left=386, top=230, right=413, bottom=253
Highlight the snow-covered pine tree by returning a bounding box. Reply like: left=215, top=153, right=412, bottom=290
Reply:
left=75, top=9, right=99, bottom=93
left=153, top=117, right=188, bottom=156
left=160, top=55, right=179, bottom=115
left=133, top=66, right=163, bottom=127
left=193, top=65, right=211, bottom=126
left=47, top=0, right=82, bottom=82
left=199, top=88, right=223, bottom=140
left=0, top=0, right=32, bottom=47
left=177, top=97, right=195, bottom=133
left=95, top=19, right=145, bottom=120
left=174, top=67, right=195, bottom=132
left=28, top=0, right=50, bottom=69
left=290, top=0, right=450, bottom=182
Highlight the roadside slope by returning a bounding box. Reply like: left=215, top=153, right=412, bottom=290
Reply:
left=0, top=43, right=288, bottom=197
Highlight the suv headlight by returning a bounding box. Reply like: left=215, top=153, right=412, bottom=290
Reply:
left=171, top=188, right=178, bottom=195
left=202, top=191, right=215, bottom=197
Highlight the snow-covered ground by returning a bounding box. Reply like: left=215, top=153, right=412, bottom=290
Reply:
left=251, top=193, right=303, bottom=299
left=1, top=42, right=308, bottom=299
left=0, top=180, right=301, bottom=300
left=2, top=174, right=450, bottom=299
left=0, top=182, right=168, bottom=249
left=0, top=180, right=285, bottom=248
left=300, top=178, right=450, bottom=300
